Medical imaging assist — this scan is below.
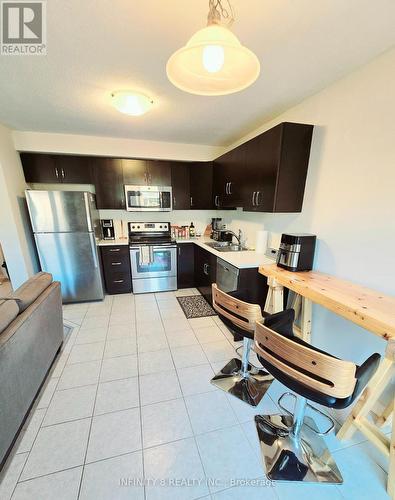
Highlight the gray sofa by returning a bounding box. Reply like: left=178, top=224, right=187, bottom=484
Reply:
left=0, top=273, right=63, bottom=467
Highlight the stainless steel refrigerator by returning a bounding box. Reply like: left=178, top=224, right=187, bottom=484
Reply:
left=26, top=190, right=104, bottom=303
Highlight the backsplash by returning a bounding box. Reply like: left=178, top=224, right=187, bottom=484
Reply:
left=27, top=184, right=281, bottom=251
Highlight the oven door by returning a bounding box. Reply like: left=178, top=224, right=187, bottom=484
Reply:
left=125, top=186, right=172, bottom=212
left=130, top=245, right=177, bottom=279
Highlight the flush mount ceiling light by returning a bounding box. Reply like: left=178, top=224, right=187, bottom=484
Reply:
left=111, top=91, right=154, bottom=116
left=166, top=0, right=260, bottom=96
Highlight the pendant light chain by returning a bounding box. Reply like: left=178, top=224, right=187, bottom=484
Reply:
left=207, top=0, right=235, bottom=27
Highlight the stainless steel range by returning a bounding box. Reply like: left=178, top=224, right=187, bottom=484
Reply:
left=129, top=222, right=177, bottom=293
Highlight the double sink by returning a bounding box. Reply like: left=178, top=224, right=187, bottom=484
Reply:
left=205, top=241, right=248, bottom=252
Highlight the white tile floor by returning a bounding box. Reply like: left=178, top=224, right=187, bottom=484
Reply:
left=0, top=289, right=390, bottom=499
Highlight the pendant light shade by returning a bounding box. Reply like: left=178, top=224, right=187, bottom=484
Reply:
left=166, top=24, right=260, bottom=96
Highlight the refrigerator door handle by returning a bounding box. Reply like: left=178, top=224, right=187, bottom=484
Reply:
left=84, top=193, right=93, bottom=232
left=89, top=233, right=99, bottom=268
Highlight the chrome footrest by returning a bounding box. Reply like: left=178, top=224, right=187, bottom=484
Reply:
left=278, top=392, right=335, bottom=436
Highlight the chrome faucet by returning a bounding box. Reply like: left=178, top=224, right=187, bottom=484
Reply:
left=224, top=229, right=243, bottom=246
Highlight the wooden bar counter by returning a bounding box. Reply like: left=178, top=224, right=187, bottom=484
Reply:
left=258, top=263, right=395, bottom=497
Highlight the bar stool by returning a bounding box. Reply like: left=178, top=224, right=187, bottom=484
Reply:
left=210, top=283, right=273, bottom=406
left=254, top=309, right=381, bottom=483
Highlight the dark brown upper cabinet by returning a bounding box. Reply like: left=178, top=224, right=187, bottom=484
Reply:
left=213, top=145, right=246, bottom=208
left=189, top=162, right=213, bottom=210
left=122, top=159, right=147, bottom=185
left=91, top=158, right=124, bottom=210
left=21, top=153, right=59, bottom=183
left=171, top=162, right=190, bottom=210
left=147, top=160, right=171, bottom=185
left=21, top=153, right=92, bottom=184
left=54, top=155, right=92, bottom=184
left=242, top=122, right=313, bottom=212
left=122, top=159, right=171, bottom=186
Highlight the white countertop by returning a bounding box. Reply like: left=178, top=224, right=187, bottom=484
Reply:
left=97, top=236, right=276, bottom=269
left=177, top=236, right=276, bottom=269
left=97, top=238, right=129, bottom=246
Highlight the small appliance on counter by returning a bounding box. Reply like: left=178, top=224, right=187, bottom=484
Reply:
left=277, top=233, right=316, bottom=272
left=211, top=217, right=233, bottom=241
left=101, top=219, right=115, bottom=240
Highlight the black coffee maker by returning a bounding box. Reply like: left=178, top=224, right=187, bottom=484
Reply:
left=277, top=233, right=316, bottom=271
left=101, top=219, right=115, bottom=240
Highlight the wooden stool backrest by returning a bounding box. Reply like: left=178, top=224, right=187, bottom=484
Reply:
left=212, top=283, right=263, bottom=334
left=254, top=320, right=357, bottom=398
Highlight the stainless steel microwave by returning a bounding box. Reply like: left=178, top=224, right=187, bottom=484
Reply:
left=124, top=185, right=172, bottom=212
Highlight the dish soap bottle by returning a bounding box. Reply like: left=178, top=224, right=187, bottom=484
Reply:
left=189, top=222, right=195, bottom=238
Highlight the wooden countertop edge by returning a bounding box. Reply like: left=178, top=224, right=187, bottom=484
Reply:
left=259, top=263, right=395, bottom=341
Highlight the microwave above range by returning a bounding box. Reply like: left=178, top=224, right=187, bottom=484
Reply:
left=124, top=185, right=172, bottom=212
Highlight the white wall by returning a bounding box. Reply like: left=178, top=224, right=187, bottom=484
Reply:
left=0, top=124, right=39, bottom=288
left=225, top=48, right=395, bottom=375
left=13, top=131, right=224, bottom=162
left=98, top=209, right=217, bottom=238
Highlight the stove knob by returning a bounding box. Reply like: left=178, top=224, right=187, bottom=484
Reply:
left=132, top=225, right=135, bottom=229
left=159, top=225, right=162, bottom=228
left=137, top=225, right=140, bottom=229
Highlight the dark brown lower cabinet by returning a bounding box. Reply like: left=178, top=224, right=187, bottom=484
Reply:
left=194, top=246, right=217, bottom=305
left=100, top=246, right=132, bottom=294
left=177, top=243, right=195, bottom=289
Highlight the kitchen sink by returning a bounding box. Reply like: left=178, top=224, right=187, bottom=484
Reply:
left=205, top=241, right=248, bottom=252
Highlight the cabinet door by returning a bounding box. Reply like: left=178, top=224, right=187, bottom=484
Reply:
left=122, top=159, right=147, bottom=185
left=91, top=158, right=124, bottom=209
left=177, top=243, right=195, bottom=288
left=242, top=126, right=282, bottom=212
left=147, top=160, right=171, bottom=186
left=195, top=246, right=215, bottom=304
left=20, top=153, right=60, bottom=183
left=171, top=162, right=190, bottom=210
left=55, top=155, right=92, bottom=184
left=190, top=162, right=213, bottom=209
left=214, top=146, right=245, bottom=207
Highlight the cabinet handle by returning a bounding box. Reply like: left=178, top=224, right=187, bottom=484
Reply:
left=256, top=191, right=261, bottom=206
left=61, top=168, right=65, bottom=179
left=55, top=167, right=59, bottom=179
left=109, top=249, right=120, bottom=252
left=251, top=192, right=256, bottom=206
left=111, top=262, right=122, bottom=266
left=173, top=196, right=176, bottom=207
left=225, top=182, right=229, bottom=194
left=215, top=195, right=219, bottom=207
left=178, top=246, right=181, bottom=256
left=228, top=182, right=232, bottom=194
left=113, top=279, right=124, bottom=283
left=190, top=196, right=193, bottom=207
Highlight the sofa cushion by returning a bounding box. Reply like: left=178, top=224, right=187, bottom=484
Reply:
left=0, top=299, right=19, bottom=333
left=11, top=272, right=53, bottom=312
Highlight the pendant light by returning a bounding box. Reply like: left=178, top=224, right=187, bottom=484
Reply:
left=166, top=0, right=260, bottom=96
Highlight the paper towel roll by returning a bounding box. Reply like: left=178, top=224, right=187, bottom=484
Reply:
left=255, top=230, right=268, bottom=253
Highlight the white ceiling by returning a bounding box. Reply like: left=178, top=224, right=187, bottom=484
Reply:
left=0, top=0, right=395, bottom=147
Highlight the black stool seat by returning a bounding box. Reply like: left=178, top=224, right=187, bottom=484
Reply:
left=257, top=309, right=381, bottom=409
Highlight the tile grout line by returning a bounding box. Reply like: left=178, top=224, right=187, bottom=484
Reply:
left=133, top=294, right=147, bottom=500
left=76, top=295, right=113, bottom=500
left=155, top=291, right=225, bottom=498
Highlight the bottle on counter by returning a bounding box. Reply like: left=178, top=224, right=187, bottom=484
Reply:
left=189, top=222, right=195, bottom=238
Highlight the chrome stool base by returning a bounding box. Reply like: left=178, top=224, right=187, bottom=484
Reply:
left=254, top=413, right=343, bottom=483
left=211, top=357, right=272, bottom=406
